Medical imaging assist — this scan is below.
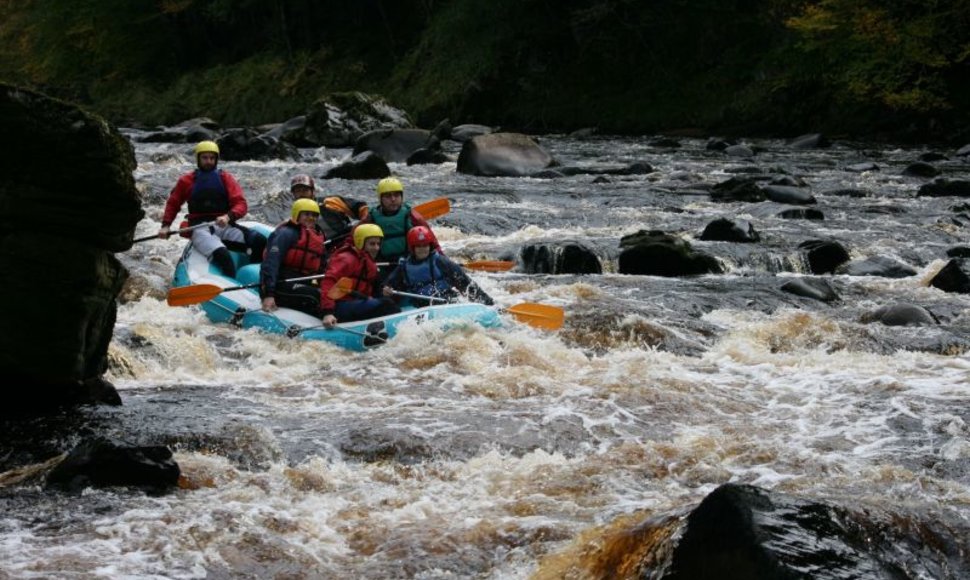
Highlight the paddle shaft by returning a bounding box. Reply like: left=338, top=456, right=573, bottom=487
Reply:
left=133, top=222, right=208, bottom=243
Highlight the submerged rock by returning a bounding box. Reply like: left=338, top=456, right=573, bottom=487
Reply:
left=618, top=230, right=722, bottom=276
left=456, top=132, right=555, bottom=176
left=781, top=277, right=840, bottom=302
left=45, top=437, right=179, bottom=493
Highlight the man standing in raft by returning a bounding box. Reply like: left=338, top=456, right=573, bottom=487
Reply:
left=158, top=140, right=265, bottom=277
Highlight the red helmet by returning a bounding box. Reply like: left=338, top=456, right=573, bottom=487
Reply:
left=290, top=174, right=315, bottom=193
left=406, top=226, right=435, bottom=250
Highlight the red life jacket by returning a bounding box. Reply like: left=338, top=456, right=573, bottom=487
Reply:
left=282, top=223, right=327, bottom=274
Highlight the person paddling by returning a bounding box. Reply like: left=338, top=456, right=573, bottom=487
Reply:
left=259, top=199, right=329, bottom=316
left=319, top=224, right=400, bottom=328
left=384, top=226, right=494, bottom=308
left=357, top=177, right=441, bottom=279
left=158, top=140, right=266, bottom=277
left=289, top=174, right=368, bottom=241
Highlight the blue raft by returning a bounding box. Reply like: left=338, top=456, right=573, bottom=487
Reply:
left=170, top=222, right=501, bottom=351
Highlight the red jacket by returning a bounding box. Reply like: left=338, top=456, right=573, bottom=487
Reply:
left=319, top=245, right=381, bottom=314
left=161, top=169, right=248, bottom=227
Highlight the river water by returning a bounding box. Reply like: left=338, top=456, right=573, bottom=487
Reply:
left=2, top=134, right=969, bottom=578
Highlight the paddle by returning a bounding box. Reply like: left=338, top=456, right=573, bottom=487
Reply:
left=133, top=222, right=208, bottom=243
left=371, top=259, right=513, bottom=272
left=167, top=273, right=327, bottom=307
left=328, top=277, right=564, bottom=330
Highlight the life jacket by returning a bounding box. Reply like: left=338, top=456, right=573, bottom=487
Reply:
left=331, top=245, right=379, bottom=300
left=318, top=197, right=355, bottom=239
left=401, top=254, right=452, bottom=296
left=281, top=222, right=326, bottom=275
left=369, top=204, right=413, bottom=261
left=187, top=169, right=229, bottom=222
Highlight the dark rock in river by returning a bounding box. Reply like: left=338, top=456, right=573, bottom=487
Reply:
left=946, top=246, right=970, bottom=258
left=520, top=242, right=602, bottom=274
left=799, top=240, right=850, bottom=274
left=746, top=202, right=824, bottom=220
left=262, top=115, right=317, bottom=148
left=304, top=91, right=413, bottom=148
left=450, top=123, right=495, bottom=142
left=651, top=483, right=968, bottom=580
left=45, top=437, right=180, bottom=493
left=822, top=188, right=870, bottom=198
left=618, top=230, right=722, bottom=276
left=861, top=303, right=938, bottom=326
left=845, top=162, right=879, bottom=172
left=837, top=255, right=918, bottom=278
left=406, top=141, right=450, bottom=166
left=0, top=83, right=142, bottom=414
left=710, top=177, right=766, bottom=203
left=902, top=161, right=940, bottom=178
left=762, top=184, right=816, bottom=205
left=917, top=178, right=970, bottom=198
left=930, top=258, right=970, bottom=294
left=354, top=128, right=433, bottom=163
left=699, top=218, right=760, bottom=243
left=780, top=277, right=840, bottom=302
left=323, top=151, right=390, bottom=180
left=456, top=132, right=556, bottom=177
left=217, top=128, right=300, bottom=161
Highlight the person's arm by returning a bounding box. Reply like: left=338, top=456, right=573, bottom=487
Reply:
left=259, top=228, right=294, bottom=298
left=160, top=174, right=192, bottom=228
left=221, top=172, right=248, bottom=222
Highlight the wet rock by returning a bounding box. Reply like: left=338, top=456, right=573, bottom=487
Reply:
left=918, top=178, right=970, bottom=198
left=725, top=144, right=754, bottom=157
left=450, top=123, right=495, bottom=142
left=456, top=132, right=555, bottom=176
left=862, top=303, right=938, bottom=326
left=956, top=143, right=970, bottom=157
left=592, top=175, right=611, bottom=184
left=655, top=483, right=968, bottom=580
left=769, top=175, right=807, bottom=187
left=711, top=177, right=766, bottom=203
left=520, top=242, right=602, bottom=274
left=339, top=428, right=433, bottom=464
left=788, top=133, right=830, bottom=149
left=262, top=115, right=316, bottom=148
left=919, top=152, right=948, bottom=162
left=354, top=128, right=433, bottom=163
left=699, top=218, right=761, bottom=243
left=946, top=246, right=970, bottom=258
left=568, top=127, right=597, bottom=138
left=837, top=255, right=918, bottom=278
left=139, top=117, right=219, bottom=143
left=799, top=240, right=851, bottom=274
left=846, top=162, right=879, bottom=172
left=780, top=277, right=840, bottom=302
left=303, top=91, right=413, bottom=148
left=822, top=188, right=870, bottom=198
left=762, top=184, right=816, bottom=205
left=618, top=230, right=722, bottom=276
left=705, top=137, right=735, bottom=151
left=930, top=258, right=970, bottom=294
left=902, top=161, right=940, bottom=177
left=1, top=83, right=142, bottom=414
left=648, top=137, right=681, bottom=148
left=45, top=437, right=179, bottom=492
left=217, top=128, right=300, bottom=161
left=747, top=202, right=824, bottom=220
left=323, top=151, right=390, bottom=180
left=531, top=169, right=567, bottom=179
left=406, top=145, right=449, bottom=165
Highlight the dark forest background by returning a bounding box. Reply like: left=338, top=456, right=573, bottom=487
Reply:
left=1, top=0, right=968, bottom=143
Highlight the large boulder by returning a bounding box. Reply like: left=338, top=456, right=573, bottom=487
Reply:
left=45, top=437, right=180, bottom=493
left=918, top=178, right=970, bottom=198
left=0, top=83, right=143, bottom=414
left=520, top=242, right=602, bottom=274
left=930, top=258, right=970, bottom=293
left=799, top=240, right=850, bottom=274
left=217, top=128, right=300, bottom=161
left=456, top=132, right=555, bottom=176
left=353, top=128, right=433, bottom=163
left=304, top=92, right=413, bottom=148
left=323, top=151, right=390, bottom=180
left=618, top=230, right=722, bottom=276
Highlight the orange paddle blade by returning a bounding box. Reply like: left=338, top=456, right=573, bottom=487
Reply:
left=413, top=197, right=450, bottom=220
left=167, top=284, right=224, bottom=306
left=326, top=277, right=357, bottom=300
left=463, top=260, right=515, bottom=272
left=504, top=303, right=564, bottom=331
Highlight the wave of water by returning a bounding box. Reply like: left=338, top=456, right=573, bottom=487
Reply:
left=2, top=134, right=969, bottom=578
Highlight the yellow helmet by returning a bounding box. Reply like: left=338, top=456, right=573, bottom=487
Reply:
left=353, top=223, right=384, bottom=250
left=291, top=198, right=321, bottom=222
left=194, top=140, right=220, bottom=157
left=376, top=177, right=404, bottom=198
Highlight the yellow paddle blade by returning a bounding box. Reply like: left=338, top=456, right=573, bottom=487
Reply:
left=167, top=284, right=224, bottom=306
left=504, top=303, right=564, bottom=331
left=463, top=260, right=515, bottom=272
left=326, top=277, right=357, bottom=300
left=413, top=197, right=450, bottom=220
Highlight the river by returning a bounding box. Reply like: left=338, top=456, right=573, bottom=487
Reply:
left=2, top=134, right=969, bottom=578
